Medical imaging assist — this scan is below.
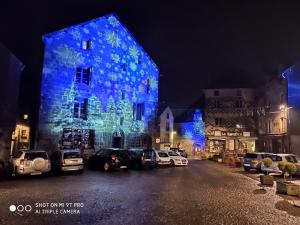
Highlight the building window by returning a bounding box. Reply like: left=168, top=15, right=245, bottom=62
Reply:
left=120, top=117, right=124, bottom=126
left=215, top=118, right=223, bottom=126
left=74, top=98, right=88, bottom=120
left=121, top=92, right=125, bottom=100
left=146, top=79, right=150, bottom=94
left=82, top=40, right=92, bottom=50
left=76, top=67, right=91, bottom=85
left=213, top=100, right=220, bottom=108
left=235, top=99, right=243, bottom=108
left=166, top=113, right=169, bottom=119
left=134, top=103, right=144, bottom=121
left=166, top=122, right=170, bottom=131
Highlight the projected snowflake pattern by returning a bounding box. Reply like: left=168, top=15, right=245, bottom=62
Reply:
left=40, top=14, right=159, bottom=148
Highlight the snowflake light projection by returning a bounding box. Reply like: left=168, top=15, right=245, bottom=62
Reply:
left=181, top=109, right=205, bottom=148
left=38, top=14, right=159, bottom=150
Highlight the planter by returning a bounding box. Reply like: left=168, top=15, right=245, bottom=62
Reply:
left=276, top=180, right=300, bottom=196
left=260, top=175, right=274, bottom=186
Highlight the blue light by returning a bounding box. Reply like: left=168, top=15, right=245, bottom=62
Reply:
left=38, top=14, right=159, bottom=149
left=181, top=109, right=205, bottom=148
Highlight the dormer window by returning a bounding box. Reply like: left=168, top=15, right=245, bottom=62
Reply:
left=82, top=40, right=92, bottom=50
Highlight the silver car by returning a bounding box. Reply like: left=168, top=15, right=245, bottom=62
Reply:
left=51, top=149, right=84, bottom=173
left=10, top=150, right=51, bottom=177
left=261, top=154, right=300, bottom=175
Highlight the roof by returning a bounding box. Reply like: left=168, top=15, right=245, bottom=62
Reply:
left=42, top=13, right=158, bottom=70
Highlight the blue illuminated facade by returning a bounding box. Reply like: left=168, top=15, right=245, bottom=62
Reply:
left=38, top=14, right=159, bottom=151
left=282, top=65, right=300, bottom=155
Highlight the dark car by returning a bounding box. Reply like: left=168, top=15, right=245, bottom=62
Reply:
left=129, top=148, right=156, bottom=169
left=88, top=148, right=130, bottom=171
left=243, top=152, right=267, bottom=172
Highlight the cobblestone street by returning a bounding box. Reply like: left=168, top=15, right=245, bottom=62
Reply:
left=0, top=160, right=300, bottom=225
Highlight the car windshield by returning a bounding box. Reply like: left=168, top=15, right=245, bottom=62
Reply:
left=293, top=156, right=300, bottom=162
left=158, top=152, right=168, bottom=157
left=168, top=151, right=179, bottom=156
left=25, top=152, right=48, bottom=160
left=64, top=152, right=80, bottom=159
left=244, top=153, right=258, bottom=159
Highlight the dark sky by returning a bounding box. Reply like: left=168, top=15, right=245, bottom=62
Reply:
left=1, top=0, right=300, bottom=116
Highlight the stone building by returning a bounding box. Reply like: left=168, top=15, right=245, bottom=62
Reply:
left=282, top=64, right=300, bottom=155
left=257, top=75, right=289, bottom=153
left=203, top=88, right=258, bottom=155
left=38, top=14, right=159, bottom=153
left=0, top=43, right=24, bottom=163
left=158, top=106, right=174, bottom=150
left=158, top=107, right=205, bottom=156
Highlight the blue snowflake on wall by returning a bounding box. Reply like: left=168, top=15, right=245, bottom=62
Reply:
left=39, top=13, right=159, bottom=150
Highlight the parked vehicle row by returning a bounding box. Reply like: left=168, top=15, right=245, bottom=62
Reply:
left=243, top=152, right=300, bottom=175
left=7, top=148, right=188, bottom=178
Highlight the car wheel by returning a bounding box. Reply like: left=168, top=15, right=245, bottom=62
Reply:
left=103, top=162, right=110, bottom=172
left=170, top=160, right=175, bottom=167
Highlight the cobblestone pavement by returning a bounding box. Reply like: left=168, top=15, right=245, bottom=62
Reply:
left=0, top=160, right=300, bottom=225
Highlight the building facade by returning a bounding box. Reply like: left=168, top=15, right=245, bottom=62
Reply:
left=38, top=14, right=159, bottom=153
left=282, top=65, right=300, bottom=155
left=0, top=43, right=24, bottom=163
left=158, top=106, right=174, bottom=149
left=204, top=88, right=258, bottom=155
left=257, top=75, right=289, bottom=153
left=158, top=107, right=205, bottom=156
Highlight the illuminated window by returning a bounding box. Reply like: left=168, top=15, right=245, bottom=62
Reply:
left=76, top=67, right=91, bottom=85
left=74, top=98, right=88, bottom=120
left=82, top=40, right=92, bottom=50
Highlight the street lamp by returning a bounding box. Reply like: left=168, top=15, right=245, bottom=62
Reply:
left=171, top=131, right=176, bottom=147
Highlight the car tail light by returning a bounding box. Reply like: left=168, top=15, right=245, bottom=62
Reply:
left=141, top=153, right=144, bottom=161
left=61, top=159, right=65, bottom=165
left=112, top=155, right=116, bottom=161
left=20, top=159, right=24, bottom=166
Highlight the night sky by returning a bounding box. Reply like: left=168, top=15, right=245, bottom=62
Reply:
left=1, top=0, right=300, bottom=118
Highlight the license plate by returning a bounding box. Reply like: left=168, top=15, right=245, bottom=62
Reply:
left=145, top=159, right=151, bottom=161
left=120, top=166, right=127, bottom=169
left=31, top=172, right=42, bottom=175
left=244, top=164, right=250, bottom=167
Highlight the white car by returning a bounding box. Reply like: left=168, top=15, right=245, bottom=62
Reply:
left=155, top=150, right=171, bottom=166
left=9, top=150, right=51, bottom=177
left=168, top=151, right=188, bottom=166
left=261, top=154, right=298, bottom=175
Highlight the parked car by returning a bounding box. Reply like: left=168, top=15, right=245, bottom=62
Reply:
left=129, top=148, right=156, bottom=169
left=88, top=148, right=130, bottom=171
left=168, top=151, right=188, bottom=166
left=155, top=150, right=171, bottom=166
left=292, top=155, right=300, bottom=176
left=9, top=150, right=51, bottom=177
left=243, top=152, right=267, bottom=172
left=170, top=147, right=188, bottom=158
left=51, top=149, right=84, bottom=174
left=261, top=154, right=299, bottom=175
